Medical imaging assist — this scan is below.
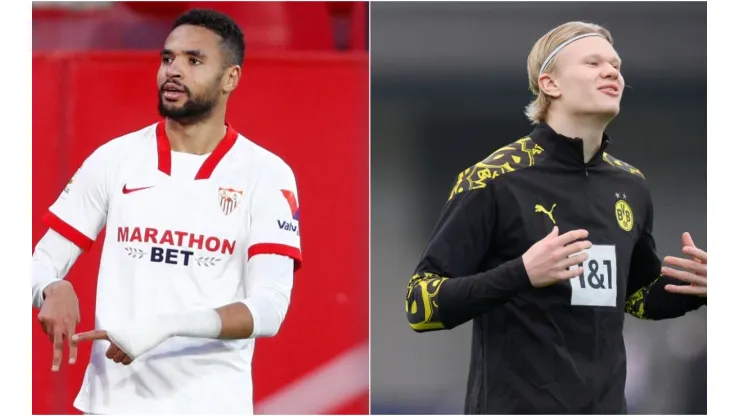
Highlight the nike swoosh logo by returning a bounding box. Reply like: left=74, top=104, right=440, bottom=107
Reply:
left=122, top=184, right=154, bottom=194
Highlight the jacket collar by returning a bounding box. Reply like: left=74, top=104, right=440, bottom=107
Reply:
left=530, top=122, right=612, bottom=166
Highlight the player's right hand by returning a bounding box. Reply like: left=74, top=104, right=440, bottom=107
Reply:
left=37, top=280, right=80, bottom=372
left=522, top=226, right=591, bottom=288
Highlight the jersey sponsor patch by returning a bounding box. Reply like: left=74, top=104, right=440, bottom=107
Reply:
left=534, top=203, right=557, bottom=224
left=118, top=226, right=236, bottom=267
left=280, top=189, right=299, bottom=220
left=568, top=244, right=617, bottom=307
left=122, top=184, right=155, bottom=194
left=64, top=177, right=74, bottom=194
left=218, top=187, right=244, bottom=215
left=615, top=199, right=633, bottom=231
left=60, top=169, right=80, bottom=198
left=278, top=189, right=300, bottom=236
left=277, top=219, right=298, bottom=233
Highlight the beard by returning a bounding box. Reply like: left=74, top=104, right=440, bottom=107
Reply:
left=157, top=79, right=221, bottom=125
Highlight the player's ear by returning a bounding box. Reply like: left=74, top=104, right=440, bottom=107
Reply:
left=223, top=65, right=241, bottom=94
left=539, top=73, right=561, bottom=99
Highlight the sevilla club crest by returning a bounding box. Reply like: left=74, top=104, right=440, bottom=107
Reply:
left=218, top=187, right=243, bottom=215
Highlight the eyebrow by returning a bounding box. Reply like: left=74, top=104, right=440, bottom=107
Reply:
left=583, top=53, right=622, bottom=66
left=160, top=49, right=207, bottom=59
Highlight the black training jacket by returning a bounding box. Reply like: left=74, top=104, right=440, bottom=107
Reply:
left=405, top=122, right=706, bottom=414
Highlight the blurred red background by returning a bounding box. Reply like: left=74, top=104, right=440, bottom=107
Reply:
left=32, top=2, right=368, bottom=414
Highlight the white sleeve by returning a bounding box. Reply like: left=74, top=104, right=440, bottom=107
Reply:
left=31, top=229, right=83, bottom=309
left=43, top=147, right=110, bottom=252
left=240, top=254, right=294, bottom=338
left=247, top=160, right=302, bottom=269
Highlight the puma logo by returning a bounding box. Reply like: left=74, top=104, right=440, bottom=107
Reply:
left=535, top=203, right=557, bottom=224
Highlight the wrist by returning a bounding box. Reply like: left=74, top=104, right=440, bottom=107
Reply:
left=165, top=309, right=222, bottom=339
left=514, top=256, right=535, bottom=290
left=42, top=280, right=72, bottom=299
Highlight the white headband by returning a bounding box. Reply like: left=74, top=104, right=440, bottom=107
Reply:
left=538, top=33, right=606, bottom=77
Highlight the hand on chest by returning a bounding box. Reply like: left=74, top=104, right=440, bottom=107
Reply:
left=496, top=177, right=645, bottom=307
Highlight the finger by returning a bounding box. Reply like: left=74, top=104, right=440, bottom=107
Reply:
left=560, top=240, right=593, bottom=257
left=42, top=321, right=55, bottom=342
left=111, top=348, right=127, bottom=363
left=559, top=252, right=589, bottom=269
left=542, top=226, right=559, bottom=241
left=38, top=315, right=50, bottom=334
left=122, top=356, right=134, bottom=366
left=66, top=321, right=78, bottom=365
left=106, top=344, right=119, bottom=359
left=558, top=266, right=584, bottom=280
left=52, top=328, right=63, bottom=372
left=39, top=317, right=55, bottom=339
left=682, top=246, right=707, bottom=264
left=73, top=330, right=109, bottom=343
left=663, top=256, right=707, bottom=276
left=553, top=229, right=589, bottom=246
left=662, top=267, right=707, bottom=286
left=665, top=284, right=707, bottom=297
left=681, top=233, right=705, bottom=263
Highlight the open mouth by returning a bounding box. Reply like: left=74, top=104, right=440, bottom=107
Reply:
left=162, top=83, right=186, bottom=101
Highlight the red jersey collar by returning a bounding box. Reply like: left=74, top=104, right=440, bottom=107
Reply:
left=156, top=120, right=239, bottom=179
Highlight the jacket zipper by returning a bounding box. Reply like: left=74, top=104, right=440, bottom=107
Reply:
left=581, top=163, right=599, bottom=409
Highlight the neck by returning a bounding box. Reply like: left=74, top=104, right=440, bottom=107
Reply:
left=165, top=110, right=227, bottom=155
left=545, top=111, right=609, bottom=163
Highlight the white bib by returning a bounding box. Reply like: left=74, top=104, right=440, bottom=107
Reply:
left=568, top=245, right=618, bottom=307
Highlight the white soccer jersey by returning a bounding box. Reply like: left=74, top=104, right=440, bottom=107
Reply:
left=42, top=121, right=302, bottom=414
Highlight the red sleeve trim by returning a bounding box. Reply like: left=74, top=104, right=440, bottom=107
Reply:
left=248, top=243, right=303, bottom=271
left=42, top=211, right=95, bottom=252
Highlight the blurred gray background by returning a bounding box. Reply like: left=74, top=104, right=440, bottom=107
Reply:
left=370, top=2, right=706, bottom=414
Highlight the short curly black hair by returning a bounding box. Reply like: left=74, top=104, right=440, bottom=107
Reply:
left=172, top=9, right=245, bottom=67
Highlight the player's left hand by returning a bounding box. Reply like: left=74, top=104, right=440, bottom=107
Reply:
left=662, top=232, right=707, bottom=297
left=101, top=339, right=133, bottom=365
left=73, top=318, right=174, bottom=361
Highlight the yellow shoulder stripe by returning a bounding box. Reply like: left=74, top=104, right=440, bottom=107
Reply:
left=603, top=152, right=645, bottom=179
left=448, top=137, right=544, bottom=200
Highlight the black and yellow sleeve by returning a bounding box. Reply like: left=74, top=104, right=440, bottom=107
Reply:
left=625, top=196, right=706, bottom=320
left=406, top=168, right=531, bottom=333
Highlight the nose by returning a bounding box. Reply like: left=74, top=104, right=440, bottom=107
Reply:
left=602, top=64, right=620, bottom=80
left=165, top=58, right=183, bottom=79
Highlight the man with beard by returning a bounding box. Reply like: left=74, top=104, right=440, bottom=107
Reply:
left=30, top=9, right=301, bottom=414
